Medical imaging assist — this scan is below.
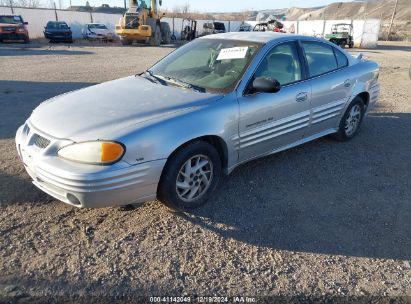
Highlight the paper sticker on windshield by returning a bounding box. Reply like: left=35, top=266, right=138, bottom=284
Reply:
left=217, top=47, right=248, bottom=60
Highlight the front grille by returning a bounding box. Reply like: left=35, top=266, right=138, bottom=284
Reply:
left=2, top=27, right=16, bottom=32
left=32, top=133, right=50, bottom=149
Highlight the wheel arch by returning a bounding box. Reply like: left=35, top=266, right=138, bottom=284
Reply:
left=164, top=135, right=228, bottom=172
left=356, top=91, right=370, bottom=107
left=156, top=135, right=229, bottom=198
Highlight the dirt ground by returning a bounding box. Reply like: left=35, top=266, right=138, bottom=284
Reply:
left=0, top=41, right=410, bottom=303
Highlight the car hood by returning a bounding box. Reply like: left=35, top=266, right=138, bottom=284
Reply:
left=29, top=76, right=222, bottom=141
left=89, top=28, right=111, bottom=35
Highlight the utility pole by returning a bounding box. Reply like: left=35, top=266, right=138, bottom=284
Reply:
left=387, top=0, right=398, bottom=41
left=53, top=1, right=58, bottom=21
left=124, top=0, right=126, bottom=10
left=9, top=0, right=14, bottom=14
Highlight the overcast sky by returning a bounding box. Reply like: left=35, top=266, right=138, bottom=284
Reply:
left=65, top=0, right=354, bottom=12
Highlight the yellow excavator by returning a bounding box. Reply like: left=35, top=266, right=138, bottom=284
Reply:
left=115, top=0, right=171, bottom=46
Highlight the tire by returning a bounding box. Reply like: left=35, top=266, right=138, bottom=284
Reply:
left=349, top=41, right=354, bottom=48
left=23, top=36, right=29, bottom=44
left=149, top=26, right=161, bottom=47
left=157, top=141, right=222, bottom=211
left=332, top=97, right=365, bottom=141
left=120, top=37, right=132, bottom=45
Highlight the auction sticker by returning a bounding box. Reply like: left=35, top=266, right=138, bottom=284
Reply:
left=217, top=47, right=248, bottom=60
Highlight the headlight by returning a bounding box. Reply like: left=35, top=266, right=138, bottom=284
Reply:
left=17, top=27, right=25, bottom=33
left=58, top=141, right=125, bottom=165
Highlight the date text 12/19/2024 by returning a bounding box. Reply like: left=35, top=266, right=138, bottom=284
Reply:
left=149, top=296, right=257, bottom=303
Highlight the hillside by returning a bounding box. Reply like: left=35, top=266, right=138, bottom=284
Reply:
left=212, top=0, right=410, bottom=40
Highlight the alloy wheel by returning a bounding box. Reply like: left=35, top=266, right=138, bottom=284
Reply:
left=344, top=104, right=362, bottom=137
left=176, top=154, right=213, bottom=203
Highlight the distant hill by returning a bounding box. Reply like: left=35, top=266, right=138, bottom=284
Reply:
left=211, top=0, right=410, bottom=40
left=68, top=5, right=125, bottom=14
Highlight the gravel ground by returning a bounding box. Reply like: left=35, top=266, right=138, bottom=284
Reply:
left=0, top=41, right=410, bottom=303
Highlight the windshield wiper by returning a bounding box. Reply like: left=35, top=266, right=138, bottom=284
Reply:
left=141, top=70, right=168, bottom=86
left=163, top=76, right=206, bottom=93
left=141, top=71, right=205, bottom=93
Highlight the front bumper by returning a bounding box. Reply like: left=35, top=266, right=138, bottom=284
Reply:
left=44, top=33, right=72, bottom=41
left=84, top=33, right=113, bottom=40
left=0, top=33, right=28, bottom=41
left=16, top=121, right=166, bottom=208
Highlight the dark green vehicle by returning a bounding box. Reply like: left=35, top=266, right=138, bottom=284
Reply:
left=325, top=23, right=354, bottom=48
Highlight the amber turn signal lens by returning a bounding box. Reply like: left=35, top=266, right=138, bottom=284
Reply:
left=101, top=142, right=124, bottom=163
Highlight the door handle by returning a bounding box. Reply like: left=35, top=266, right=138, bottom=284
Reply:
left=296, top=92, right=308, bottom=102
left=344, top=79, right=351, bottom=87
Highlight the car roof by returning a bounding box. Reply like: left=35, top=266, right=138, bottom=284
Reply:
left=200, top=32, right=313, bottom=44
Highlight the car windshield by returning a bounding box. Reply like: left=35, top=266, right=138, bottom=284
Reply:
left=0, top=16, right=22, bottom=24
left=47, top=22, right=69, bottom=29
left=333, top=24, right=350, bottom=32
left=89, top=24, right=107, bottom=29
left=147, top=39, right=261, bottom=93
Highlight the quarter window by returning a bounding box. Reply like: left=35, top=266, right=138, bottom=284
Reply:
left=302, top=41, right=338, bottom=77
left=334, top=48, right=348, bottom=68
left=254, top=42, right=302, bottom=86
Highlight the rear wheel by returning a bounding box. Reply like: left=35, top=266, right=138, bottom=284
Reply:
left=332, top=97, right=365, bottom=141
left=157, top=141, right=221, bottom=211
left=349, top=40, right=354, bottom=48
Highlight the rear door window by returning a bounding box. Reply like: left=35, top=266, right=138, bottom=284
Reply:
left=302, top=41, right=338, bottom=77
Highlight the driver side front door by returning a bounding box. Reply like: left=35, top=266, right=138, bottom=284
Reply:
left=237, top=41, right=311, bottom=162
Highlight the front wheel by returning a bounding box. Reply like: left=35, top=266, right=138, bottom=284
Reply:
left=157, top=141, right=221, bottom=211
left=120, top=37, right=132, bottom=45
left=332, top=97, right=365, bottom=141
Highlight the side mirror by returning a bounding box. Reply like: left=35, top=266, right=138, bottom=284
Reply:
left=159, top=0, right=162, bottom=5
left=252, top=77, right=281, bottom=94
left=24, top=22, right=28, bottom=25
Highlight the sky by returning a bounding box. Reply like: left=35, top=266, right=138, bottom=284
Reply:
left=64, top=0, right=354, bottom=12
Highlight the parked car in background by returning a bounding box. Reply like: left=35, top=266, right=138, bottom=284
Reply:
left=239, top=24, right=252, bottom=32
left=253, top=20, right=284, bottom=33
left=0, top=15, right=29, bottom=43
left=16, top=33, right=380, bottom=211
left=202, top=22, right=226, bottom=36
left=44, top=21, right=73, bottom=43
left=82, top=23, right=114, bottom=41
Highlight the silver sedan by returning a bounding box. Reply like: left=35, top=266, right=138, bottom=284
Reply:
left=16, top=32, right=380, bottom=210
